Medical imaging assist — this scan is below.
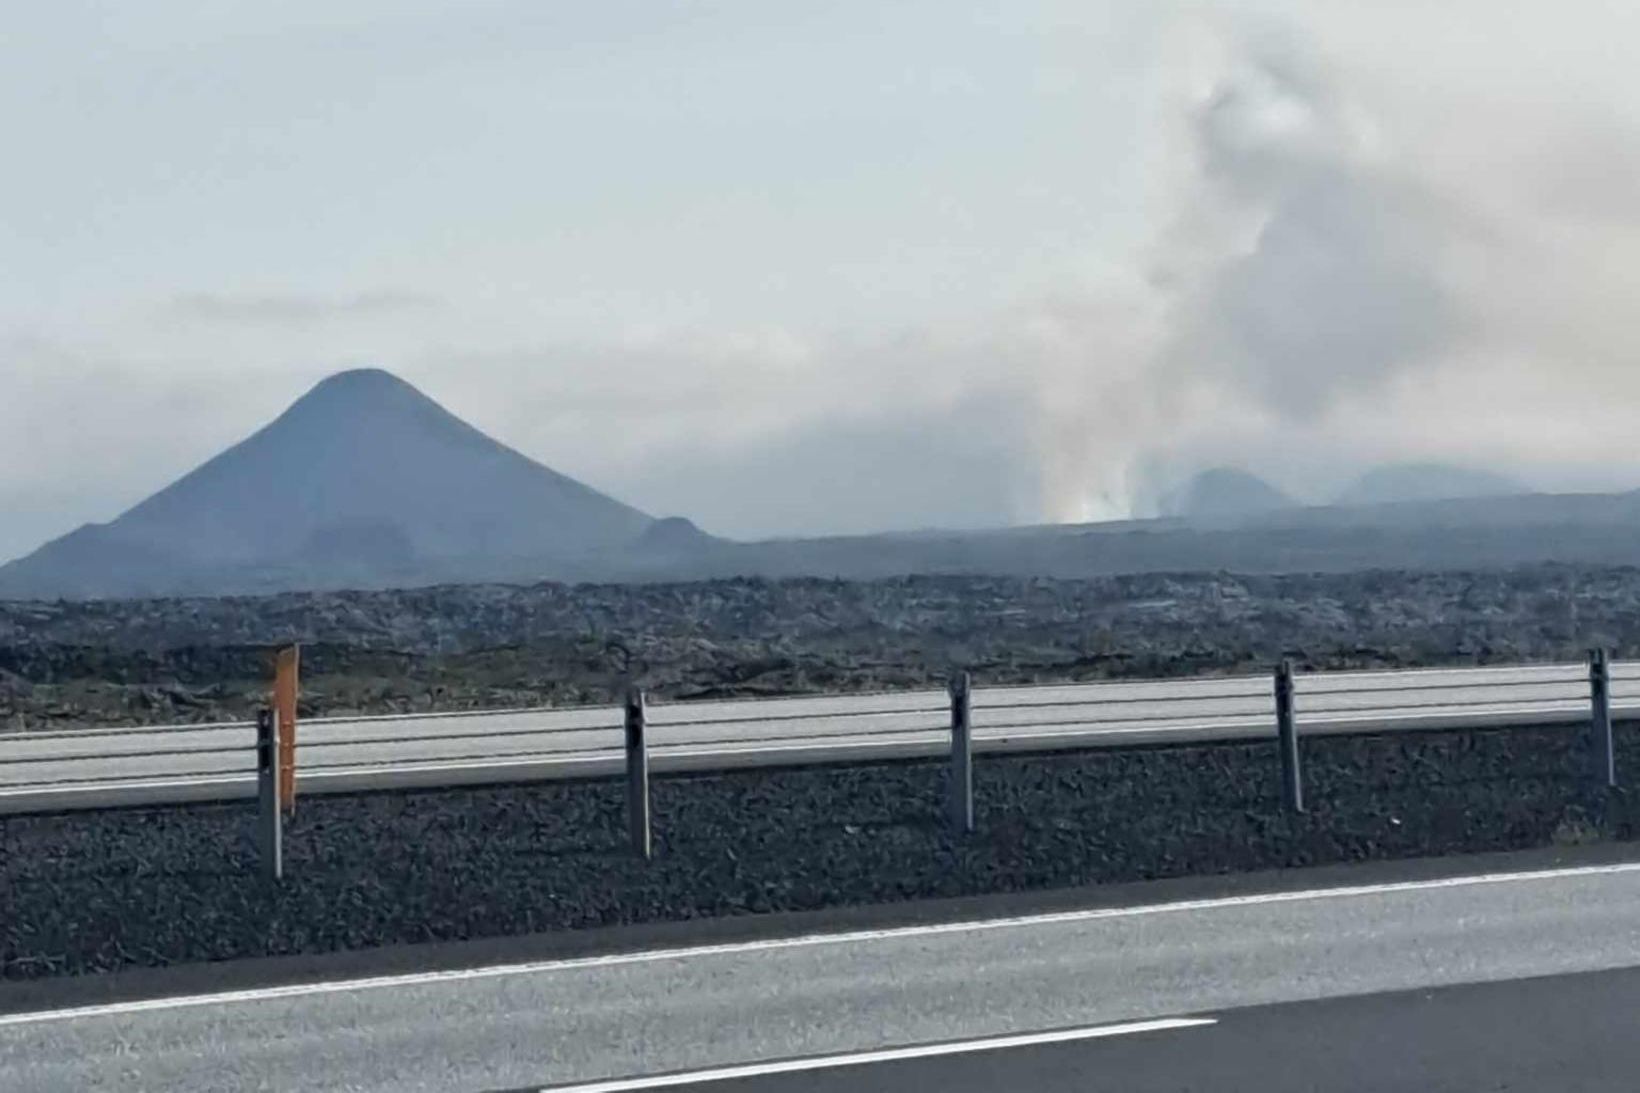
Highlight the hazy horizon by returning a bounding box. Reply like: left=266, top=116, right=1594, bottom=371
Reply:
left=9, top=2, right=1640, bottom=561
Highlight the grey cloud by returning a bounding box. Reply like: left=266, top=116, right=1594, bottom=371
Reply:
left=1189, top=37, right=1452, bottom=408
left=612, top=393, right=1040, bottom=540
left=1526, top=123, right=1640, bottom=229
left=1190, top=168, right=1450, bottom=415
left=165, top=290, right=440, bottom=326
left=1155, top=28, right=1462, bottom=424
left=1018, top=23, right=1467, bottom=519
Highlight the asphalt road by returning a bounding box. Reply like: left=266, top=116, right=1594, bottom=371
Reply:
left=573, top=967, right=1640, bottom=1093
left=2, top=662, right=1632, bottom=812
left=6, top=851, right=1640, bottom=1091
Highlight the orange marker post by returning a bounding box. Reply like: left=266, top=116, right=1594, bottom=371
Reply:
left=274, top=644, right=300, bottom=815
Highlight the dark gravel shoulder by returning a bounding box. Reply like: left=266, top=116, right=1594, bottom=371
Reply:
left=5, top=722, right=1639, bottom=981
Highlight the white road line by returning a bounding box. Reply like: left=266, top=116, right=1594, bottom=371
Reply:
left=4, top=860, right=1639, bottom=1029
left=533, top=1018, right=1217, bottom=1092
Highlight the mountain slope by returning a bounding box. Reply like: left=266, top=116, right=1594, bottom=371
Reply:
left=0, top=369, right=654, bottom=597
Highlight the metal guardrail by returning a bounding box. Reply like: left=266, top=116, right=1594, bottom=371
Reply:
left=0, top=653, right=1631, bottom=880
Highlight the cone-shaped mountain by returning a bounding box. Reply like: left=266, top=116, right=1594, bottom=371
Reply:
left=0, top=369, right=654, bottom=595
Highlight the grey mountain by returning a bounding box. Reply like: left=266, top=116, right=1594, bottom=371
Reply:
left=1160, top=467, right=1297, bottom=521
left=8, top=372, right=1640, bottom=600
left=0, top=369, right=655, bottom=598
left=1336, top=463, right=1527, bottom=507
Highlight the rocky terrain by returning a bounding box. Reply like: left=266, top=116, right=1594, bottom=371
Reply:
left=2, top=565, right=1638, bottom=730
left=7, top=565, right=1640, bottom=982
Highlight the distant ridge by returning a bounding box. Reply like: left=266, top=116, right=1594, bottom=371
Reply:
left=9, top=375, right=1640, bottom=600
left=1337, top=463, right=1526, bottom=506
left=0, top=369, right=655, bottom=598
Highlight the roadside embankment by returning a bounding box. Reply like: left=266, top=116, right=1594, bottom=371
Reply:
left=4, top=722, right=1636, bottom=980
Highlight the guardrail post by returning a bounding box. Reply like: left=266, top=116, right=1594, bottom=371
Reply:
left=1590, top=648, right=1616, bottom=789
left=1275, top=660, right=1304, bottom=814
left=256, top=707, right=284, bottom=882
left=625, top=688, right=652, bottom=860
left=949, top=671, right=974, bottom=834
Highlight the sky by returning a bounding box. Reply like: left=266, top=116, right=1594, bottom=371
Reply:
left=6, top=1, right=1640, bottom=561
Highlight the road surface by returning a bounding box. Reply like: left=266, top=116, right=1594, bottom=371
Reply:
left=525, top=968, right=1640, bottom=1092
left=5, top=848, right=1640, bottom=1091
left=1, top=661, right=1632, bottom=812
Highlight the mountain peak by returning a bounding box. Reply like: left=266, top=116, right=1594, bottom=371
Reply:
left=315, top=365, right=405, bottom=386
left=302, top=366, right=419, bottom=399
left=0, top=370, right=656, bottom=597
left=1161, top=467, right=1295, bottom=520
left=274, top=368, right=448, bottom=428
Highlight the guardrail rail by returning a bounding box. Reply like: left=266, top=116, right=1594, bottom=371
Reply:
left=1, top=652, right=1633, bottom=880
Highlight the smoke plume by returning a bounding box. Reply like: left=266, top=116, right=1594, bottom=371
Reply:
left=1033, top=19, right=1471, bottom=520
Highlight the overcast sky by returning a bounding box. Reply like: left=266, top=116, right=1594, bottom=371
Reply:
left=7, top=1, right=1640, bottom=561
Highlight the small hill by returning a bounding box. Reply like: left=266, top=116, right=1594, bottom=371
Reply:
left=1336, top=463, right=1527, bottom=507
left=0, top=369, right=655, bottom=598
left=1160, top=467, right=1296, bottom=521
left=632, top=516, right=717, bottom=554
